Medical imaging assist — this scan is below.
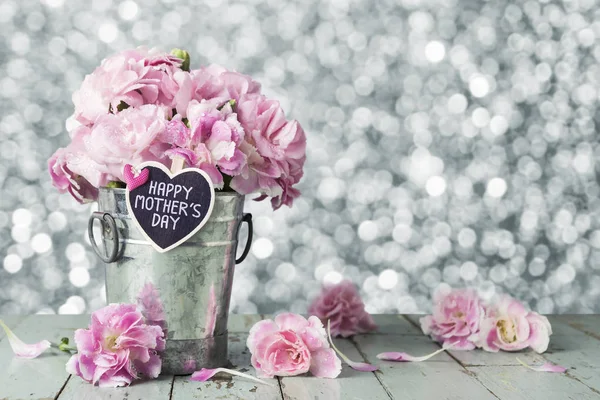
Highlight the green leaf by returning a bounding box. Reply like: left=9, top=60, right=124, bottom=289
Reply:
left=171, top=48, right=190, bottom=71
left=218, top=99, right=236, bottom=112
left=106, top=181, right=126, bottom=189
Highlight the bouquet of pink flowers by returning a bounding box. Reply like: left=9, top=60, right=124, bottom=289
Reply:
left=48, top=48, right=306, bottom=209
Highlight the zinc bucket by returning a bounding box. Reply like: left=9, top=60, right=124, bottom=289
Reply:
left=88, top=187, right=253, bottom=375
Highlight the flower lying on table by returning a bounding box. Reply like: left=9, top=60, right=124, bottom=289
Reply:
left=377, top=287, right=565, bottom=373
left=420, top=288, right=552, bottom=354
left=247, top=313, right=342, bottom=378
left=66, top=303, right=165, bottom=387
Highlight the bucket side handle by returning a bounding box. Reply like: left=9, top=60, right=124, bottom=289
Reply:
left=88, top=212, right=119, bottom=263
left=235, top=213, right=253, bottom=264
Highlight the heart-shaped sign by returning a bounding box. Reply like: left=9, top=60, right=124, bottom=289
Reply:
left=125, top=161, right=215, bottom=253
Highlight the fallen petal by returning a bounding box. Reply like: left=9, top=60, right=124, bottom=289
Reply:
left=327, top=320, right=378, bottom=372
left=190, top=368, right=275, bottom=386
left=377, top=341, right=458, bottom=362
left=0, top=319, right=51, bottom=359
left=516, top=358, right=566, bottom=373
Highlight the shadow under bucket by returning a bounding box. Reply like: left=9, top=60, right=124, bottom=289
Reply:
left=88, top=187, right=252, bottom=375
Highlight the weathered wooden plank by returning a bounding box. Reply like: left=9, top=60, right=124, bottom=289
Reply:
left=58, top=376, right=174, bottom=400
left=0, top=315, right=27, bottom=342
left=372, top=315, right=421, bottom=335
left=468, top=365, right=600, bottom=400
left=227, top=314, right=263, bottom=333
left=542, top=316, right=589, bottom=336
left=353, top=333, right=497, bottom=399
left=279, top=338, right=390, bottom=400
left=0, top=314, right=88, bottom=400
left=553, top=315, right=600, bottom=340
left=171, top=332, right=282, bottom=400
left=537, top=329, right=600, bottom=394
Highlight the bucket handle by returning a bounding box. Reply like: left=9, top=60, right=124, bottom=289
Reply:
left=89, top=211, right=253, bottom=264
left=235, top=213, right=253, bottom=264
left=88, top=212, right=119, bottom=263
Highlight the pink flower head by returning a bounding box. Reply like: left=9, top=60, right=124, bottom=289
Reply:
left=475, top=295, right=552, bottom=353
left=165, top=100, right=246, bottom=188
left=66, top=303, right=166, bottom=387
left=231, top=93, right=306, bottom=209
left=308, top=280, right=376, bottom=338
left=419, top=288, right=485, bottom=350
left=72, top=48, right=183, bottom=125
left=246, top=313, right=341, bottom=379
left=48, top=143, right=100, bottom=203
left=189, top=64, right=261, bottom=103
left=85, top=104, right=169, bottom=182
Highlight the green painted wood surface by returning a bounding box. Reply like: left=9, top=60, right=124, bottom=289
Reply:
left=0, top=314, right=599, bottom=399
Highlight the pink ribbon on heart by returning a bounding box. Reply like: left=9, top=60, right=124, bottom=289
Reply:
left=122, top=164, right=150, bottom=190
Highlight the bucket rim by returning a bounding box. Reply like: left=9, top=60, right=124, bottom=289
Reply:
left=99, top=186, right=244, bottom=199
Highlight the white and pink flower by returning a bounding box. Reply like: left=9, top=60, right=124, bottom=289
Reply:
left=474, top=295, right=552, bottom=353
left=419, top=288, right=486, bottom=350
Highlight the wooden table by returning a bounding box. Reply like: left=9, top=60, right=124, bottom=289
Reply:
left=1, top=314, right=599, bottom=399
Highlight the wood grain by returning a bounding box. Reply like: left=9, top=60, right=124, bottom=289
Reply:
left=171, top=333, right=281, bottom=400
left=353, top=333, right=498, bottom=399
left=280, top=338, right=390, bottom=400
left=2, top=315, right=600, bottom=400
left=469, top=365, right=600, bottom=400
left=0, top=314, right=88, bottom=400
left=58, top=376, right=175, bottom=400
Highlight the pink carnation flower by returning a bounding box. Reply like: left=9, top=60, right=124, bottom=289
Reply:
left=66, top=304, right=166, bottom=387
left=231, top=93, right=306, bottom=208
left=72, top=47, right=183, bottom=125
left=419, top=288, right=486, bottom=350
left=247, top=313, right=341, bottom=379
left=308, top=280, right=376, bottom=338
left=474, top=295, right=552, bottom=353
left=164, top=100, right=247, bottom=188
left=189, top=64, right=261, bottom=103
left=47, top=142, right=100, bottom=203
left=49, top=105, right=171, bottom=202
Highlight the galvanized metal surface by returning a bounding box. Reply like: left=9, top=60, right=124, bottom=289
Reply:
left=1, top=315, right=600, bottom=400
left=90, top=188, right=251, bottom=375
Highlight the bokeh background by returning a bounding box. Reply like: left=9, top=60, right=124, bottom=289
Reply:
left=2, top=0, right=600, bottom=315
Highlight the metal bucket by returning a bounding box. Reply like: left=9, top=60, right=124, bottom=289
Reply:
left=87, top=187, right=253, bottom=375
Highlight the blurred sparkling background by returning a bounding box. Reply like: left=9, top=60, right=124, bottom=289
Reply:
left=2, top=0, right=600, bottom=315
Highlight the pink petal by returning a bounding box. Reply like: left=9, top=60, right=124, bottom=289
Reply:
left=190, top=368, right=274, bottom=386
left=516, top=358, right=566, bottom=373
left=326, top=320, right=378, bottom=372
left=274, top=313, right=310, bottom=332
left=0, top=319, right=51, bottom=359
left=309, top=348, right=342, bottom=378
